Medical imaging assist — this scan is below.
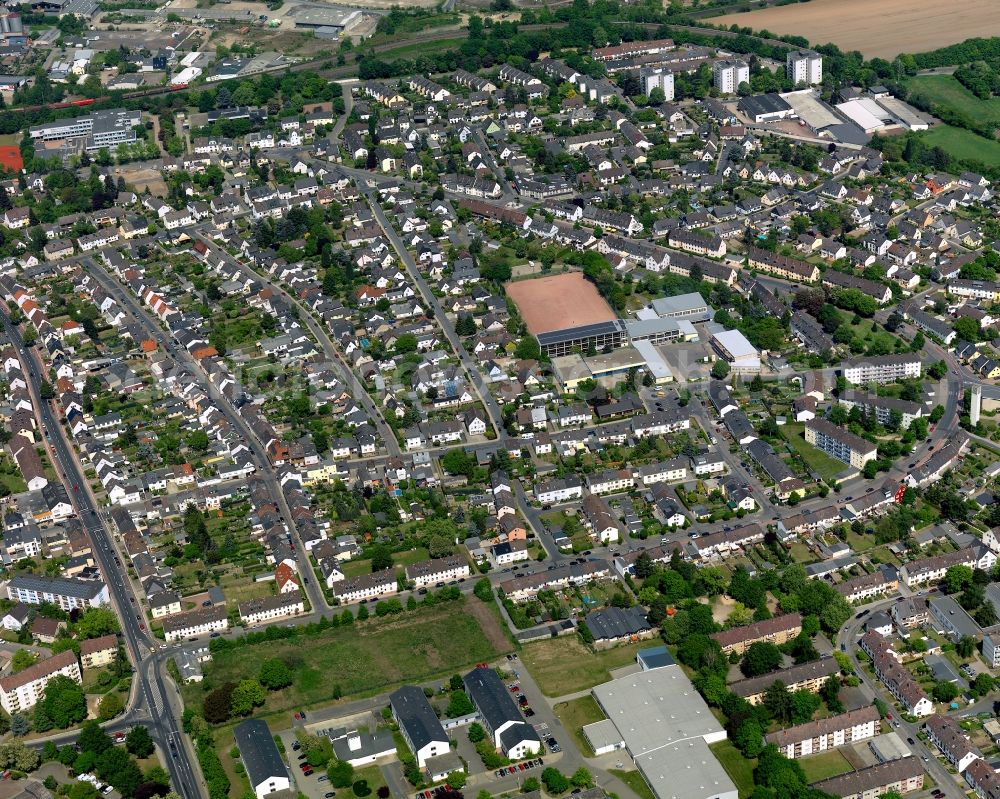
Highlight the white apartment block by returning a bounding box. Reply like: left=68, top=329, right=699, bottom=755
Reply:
left=639, top=67, right=675, bottom=101
left=786, top=50, right=822, bottom=85
left=536, top=477, right=583, bottom=505
left=162, top=605, right=229, bottom=643
left=330, top=571, right=398, bottom=604
left=405, top=555, right=471, bottom=589
left=766, top=706, right=879, bottom=759
left=841, top=354, right=922, bottom=385
left=238, top=591, right=305, bottom=625
left=713, top=60, right=749, bottom=94
left=0, top=650, right=81, bottom=714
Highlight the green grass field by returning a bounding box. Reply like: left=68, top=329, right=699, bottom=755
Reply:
left=919, top=125, right=1000, bottom=166
left=906, top=74, right=1000, bottom=125
left=609, top=770, right=656, bottom=799
left=797, top=749, right=854, bottom=783
left=710, top=740, right=756, bottom=798
left=376, top=37, right=464, bottom=62
left=781, top=422, right=848, bottom=482
left=553, top=695, right=606, bottom=755
left=185, top=599, right=506, bottom=715
left=521, top=638, right=642, bottom=697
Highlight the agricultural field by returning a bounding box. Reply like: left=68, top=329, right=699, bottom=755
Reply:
left=711, top=0, right=1000, bottom=59
left=183, top=599, right=508, bottom=714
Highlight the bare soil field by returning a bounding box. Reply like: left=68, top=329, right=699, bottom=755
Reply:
left=711, top=0, right=1000, bottom=59
left=506, top=271, right=617, bottom=336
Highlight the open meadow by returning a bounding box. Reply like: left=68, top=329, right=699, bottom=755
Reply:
left=183, top=599, right=509, bottom=715
left=711, top=0, right=1000, bottom=59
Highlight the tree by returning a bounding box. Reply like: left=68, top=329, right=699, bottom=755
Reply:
left=76, top=607, right=120, bottom=638
left=957, top=635, right=977, bottom=658
left=933, top=681, right=959, bottom=703
left=259, top=659, right=294, bottom=690
left=9, top=712, right=28, bottom=738
left=370, top=545, right=393, bottom=572
left=79, top=720, right=113, bottom=755
left=327, top=760, right=354, bottom=788
left=541, top=767, right=570, bottom=795
left=0, top=740, right=38, bottom=772
left=634, top=551, right=655, bottom=579
left=96, top=746, right=143, bottom=797
left=36, top=675, right=86, bottom=729
left=126, top=726, right=155, bottom=758
left=763, top=680, right=792, bottom=725
left=10, top=650, right=38, bottom=673
left=734, top=719, right=764, bottom=758
left=740, top=641, right=783, bottom=677
left=230, top=680, right=265, bottom=717
left=473, top=578, right=493, bottom=602
left=446, top=690, right=474, bottom=718
left=789, top=689, right=821, bottom=724
left=711, top=360, right=730, bottom=380
left=570, top=768, right=593, bottom=789
left=202, top=682, right=235, bottom=723
left=944, top=564, right=974, bottom=594
left=467, top=723, right=486, bottom=743
left=98, top=693, right=124, bottom=720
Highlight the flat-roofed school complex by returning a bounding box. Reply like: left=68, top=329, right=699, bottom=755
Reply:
left=506, top=272, right=625, bottom=357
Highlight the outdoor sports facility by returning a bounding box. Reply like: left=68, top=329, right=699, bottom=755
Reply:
left=711, top=0, right=1000, bottom=59
left=506, top=272, right=618, bottom=336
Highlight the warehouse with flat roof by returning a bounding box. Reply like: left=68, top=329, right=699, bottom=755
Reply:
left=589, top=663, right=737, bottom=799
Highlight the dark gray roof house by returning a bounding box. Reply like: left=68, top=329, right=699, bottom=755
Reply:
left=233, top=719, right=289, bottom=798
left=389, top=685, right=450, bottom=767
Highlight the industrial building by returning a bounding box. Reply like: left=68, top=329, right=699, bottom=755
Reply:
left=588, top=657, right=737, bottom=799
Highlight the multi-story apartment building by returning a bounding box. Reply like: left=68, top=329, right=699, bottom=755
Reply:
left=238, top=591, right=305, bottom=626
left=7, top=575, right=109, bottom=611
left=162, top=605, right=229, bottom=643
left=835, top=571, right=897, bottom=604
left=860, top=631, right=934, bottom=717
left=786, top=50, right=823, bottom=84
left=812, top=759, right=925, bottom=799
left=925, top=714, right=981, bottom=772
left=713, top=59, right=749, bottom=93
left=639, top=67, right=675, bottom=100
left=804, top=418, right=877, bottom=469
left=330, top=571, right=398, bottom=604
left=710, top=612, right=803, bottom=655
left=900, top=546, right=993, bottom=587
left=841, top=353, right=922, bottom=384
left=79, top=634, right=119, bottom=670
left=731, top=657, right=840, bottom=705
left=404, top=555, right=471, bottom=589
left=0, top=650, right=81, bottom=714
left=765, top=706, right=880, bottom=758
left=838, top=391, right=923, bottom=429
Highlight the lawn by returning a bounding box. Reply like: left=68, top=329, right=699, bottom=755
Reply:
left=918, top=125, right=1000, bottom=167
left=906, top=75, right=1000, bottom=126
left=553, top=695, right=606, bottom=755
left=342, top=547, right=429, bottom=578
left=521, top=638, right=642, bottom=697
left=781, top=422, right=848, bottom=482
left=609, top=769, right=655, bottom=799
left=185, top=599, right=507, bottom=715
left=377, top=37, right=464, bottom=62
left=709, top=739, right=756, bottom=798
left=797, top=748, right=854, bottom=783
